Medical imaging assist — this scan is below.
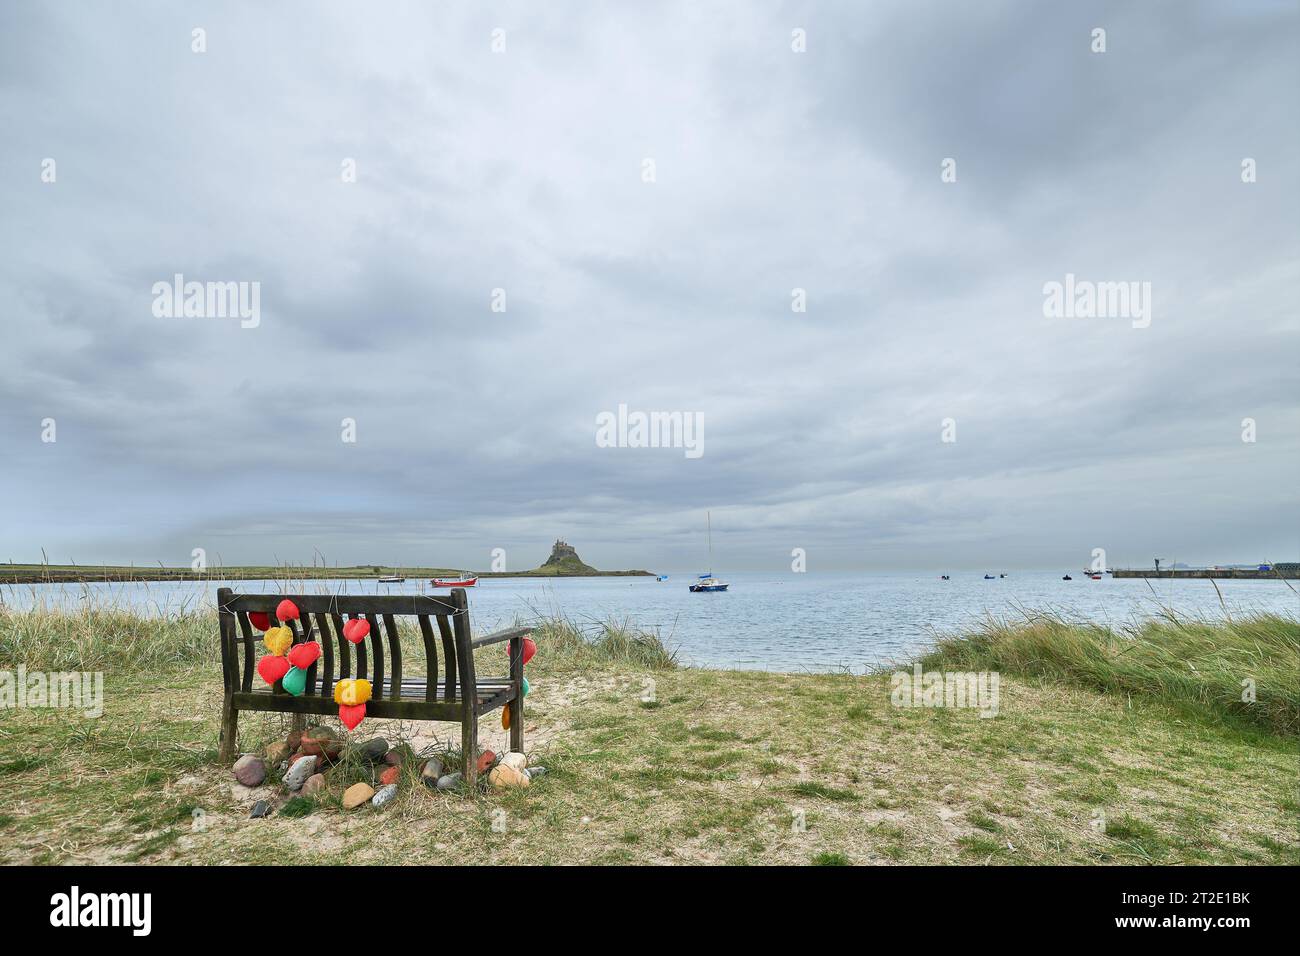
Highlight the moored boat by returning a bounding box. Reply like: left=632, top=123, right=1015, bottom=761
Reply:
left=689, top=574, right=729, bottom=593
left=378, top=575, right=405, bottom=583
left=431, top=574, right=478, bottom=588
left=689, top=512, right=729, bottom=593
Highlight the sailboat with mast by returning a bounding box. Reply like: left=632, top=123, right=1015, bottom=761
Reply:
left=689, top=511, right=730, bottom=592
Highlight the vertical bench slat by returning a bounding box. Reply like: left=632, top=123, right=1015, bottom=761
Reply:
left=331, top=612, right=351, bottom=679
left=315, top=613, right=336, bottom=697
left=436, top=614, right=457, bottom=700
left=383, top=613, right=402, bottom=700
left=366, top=613, right=384, bottom=696
left=218, top=594, right=236, bottom=693
left=417, top=615, right=439, bottom=702
left=301, top=616, right=318, bottom=692
left=350, top=613, right=368, bottom=679
left=236, top=611, right=256, bottom=693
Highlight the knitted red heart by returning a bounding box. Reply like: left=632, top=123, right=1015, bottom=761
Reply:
left=276, top=599, right=300, bottom=623
left=342, top=618, right=370, bottom=643
left=287, top=641, right=321, bottom=670
left=338, top=703, right=366, bottom=730
left=257, top=655, right=291, bottom=686
left=521, top=636, right=537, bottom=666
left=248, top=611, right=271, bottom=631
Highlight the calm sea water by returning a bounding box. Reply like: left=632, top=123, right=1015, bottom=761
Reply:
left=6, top=571, right=1297, bottom=673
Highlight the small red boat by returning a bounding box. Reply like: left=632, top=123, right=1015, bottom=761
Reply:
left=431, top=575, right=478, bottom=588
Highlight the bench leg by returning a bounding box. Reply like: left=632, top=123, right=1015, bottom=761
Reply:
left=509, top=695, right=523, bottom=753
left=218, top=697, right=239, bottom=764
left=508, top=635, right=524, bottom=754
left=462, top=711, right=479, bottom=791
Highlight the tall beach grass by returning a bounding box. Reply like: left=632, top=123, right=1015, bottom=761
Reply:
left=0, top=604, right=676, bottom=673
left=916, top=611, right=1300, bottom=735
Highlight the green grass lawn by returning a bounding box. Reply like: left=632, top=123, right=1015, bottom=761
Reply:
left=0, top=609, right=1296, bottom=865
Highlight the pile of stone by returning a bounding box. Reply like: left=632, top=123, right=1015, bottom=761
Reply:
left=234, top=728, right=546, bottom=816
left=481, top=750, right=546, bottom=789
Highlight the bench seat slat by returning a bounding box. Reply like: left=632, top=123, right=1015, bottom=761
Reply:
left=237, top=677, right=513, bottom=696
left=232, top=677, right=515, bottom=720
left=231, top=693, right=467, bottom=722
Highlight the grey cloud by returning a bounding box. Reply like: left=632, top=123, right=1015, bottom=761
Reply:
left=1, top=1, right=1296, bottom=572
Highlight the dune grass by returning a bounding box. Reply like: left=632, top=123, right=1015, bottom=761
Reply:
left=0, top=607, right=218, bottom=671
left=0, top=605, right=675, bottom=674
left=528, top=614, right=677, bottom=671
left=916, top=612, right=1300, bottom=736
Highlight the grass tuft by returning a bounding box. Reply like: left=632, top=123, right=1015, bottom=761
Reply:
left=787, top=781, right=858, bottom=802
left=279, top=796, right=316, bottom=818
left=811, top=851, right=850, bottom=866
left=529, top=614, right=677, bottom=671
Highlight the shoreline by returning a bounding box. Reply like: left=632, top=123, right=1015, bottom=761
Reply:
left=0, top=565, right=655, bottom=585
left=1111, top=568, right=1298, bottom=580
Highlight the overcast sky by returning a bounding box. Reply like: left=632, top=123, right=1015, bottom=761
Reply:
left=2, top=0, right=1297, bottom=573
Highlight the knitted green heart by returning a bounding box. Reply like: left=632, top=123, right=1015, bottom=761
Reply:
left=282, top=666, right=307, bottom=697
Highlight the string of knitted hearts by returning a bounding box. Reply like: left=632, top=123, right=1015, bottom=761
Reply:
left=256, top=600, right=311, bottom=692
left=503, top=637, right=538, bottom=729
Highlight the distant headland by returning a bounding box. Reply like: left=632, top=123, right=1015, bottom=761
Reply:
left=0, top=540, right=653, bottom=584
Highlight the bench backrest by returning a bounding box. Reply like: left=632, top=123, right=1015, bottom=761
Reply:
left=217, top=587, right=476, bottom=702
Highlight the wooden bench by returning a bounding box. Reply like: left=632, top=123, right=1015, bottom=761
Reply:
left=216, top=587, right=531, bottom=789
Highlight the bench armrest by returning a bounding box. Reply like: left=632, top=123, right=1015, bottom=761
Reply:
left=469, top=625, right=533, bottom=649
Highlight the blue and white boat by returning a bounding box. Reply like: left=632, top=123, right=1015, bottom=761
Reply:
left=690, top=573, right=729, bottom=593
left=689, top=512, right=729, bottom=592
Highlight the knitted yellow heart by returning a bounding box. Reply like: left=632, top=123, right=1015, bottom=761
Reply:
left=263, top=626, right=293, bottom=656
left=333, top=678, right=372, bottom=707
